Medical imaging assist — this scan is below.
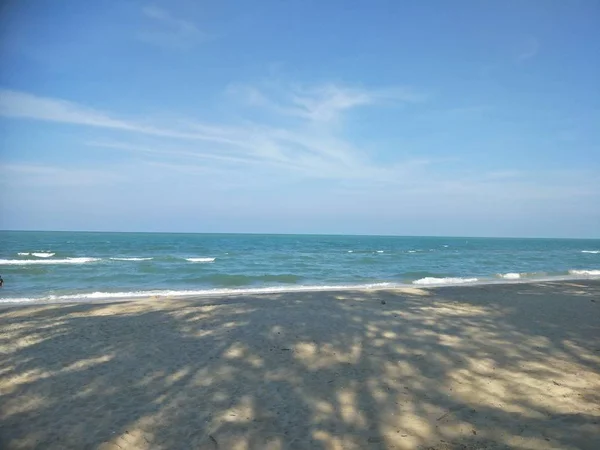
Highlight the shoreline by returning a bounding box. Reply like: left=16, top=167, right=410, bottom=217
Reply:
left=1, top=279, right=599, bottom=449
left=1, top=275, right=600, bottom=307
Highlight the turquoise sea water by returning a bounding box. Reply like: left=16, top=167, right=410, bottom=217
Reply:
left=1, top=231, right=599, bottom=303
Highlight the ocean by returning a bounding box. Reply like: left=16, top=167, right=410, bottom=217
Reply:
left=0, top=231, right=599, bottom=303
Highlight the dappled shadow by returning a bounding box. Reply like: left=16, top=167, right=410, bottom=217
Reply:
left=1, top=281, right=599, bottom=449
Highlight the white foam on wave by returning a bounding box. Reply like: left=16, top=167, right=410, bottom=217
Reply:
left=0, top=257, right=100, bottom=265
left=17, top=252, right=30, bottom=256
left=581, top=250, right=600, bottom=254
left=109, top=257, right=153, bottom=261
left=413, top=277, right=479, bottom=286
left=500, top=273, right=521, bottom=279
left=32, top=252, right=55, bottom=258
left=185, top=257, right=215, bottom=263
left=347, top=250, right=353, bottom=253
left=569, top=269, right=600, bottom=276
left=408, top=250, right=417, bottom=253
left=0, top=282, right=397, bottom=304
left=376, top=250, right=384, bottom=253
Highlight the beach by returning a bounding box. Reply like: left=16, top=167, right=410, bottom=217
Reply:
left=1, top=280, right=599, bottom=450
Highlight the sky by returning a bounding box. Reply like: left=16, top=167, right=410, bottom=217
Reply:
left=0, top=0, right=599, bottom=238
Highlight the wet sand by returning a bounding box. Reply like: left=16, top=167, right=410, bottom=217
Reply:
left=1, top=280, right=599, bottom=449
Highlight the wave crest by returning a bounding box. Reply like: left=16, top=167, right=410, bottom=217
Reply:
left=0, top=257, right=100, bottom=265
left=0, top=282, right=396, bottom=304
left=109, top=257, right=153, bottom=261
left=569, top=269, right=600, bottom=276
left=18, top=252, right=55, bottom=257
left=413, top=277, right=478, bottom=286
left=499, top=273, right=521, bottom=279
left=32, top=252, right=55, bottom=258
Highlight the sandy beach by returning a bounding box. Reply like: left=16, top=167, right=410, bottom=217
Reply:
left=1, top=280, right=599, bottom=450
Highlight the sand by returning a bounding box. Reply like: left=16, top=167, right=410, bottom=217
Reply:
left=1, top=280, right=599, bottom=450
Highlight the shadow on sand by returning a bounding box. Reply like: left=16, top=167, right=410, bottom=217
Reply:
left=1, top=281, right=599, bottom=449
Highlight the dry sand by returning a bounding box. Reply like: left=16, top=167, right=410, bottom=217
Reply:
left=1, top=280, right=599, bottom=450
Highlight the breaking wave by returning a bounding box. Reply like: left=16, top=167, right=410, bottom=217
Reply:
left=413, top=277, right=479, bottom=286
left=0, top=257, right=100, bottom=265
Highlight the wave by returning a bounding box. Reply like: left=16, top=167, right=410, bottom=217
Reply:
left=413, top=277, right=478, bottom=286
left=109, top=257, right=153, bottom=261
left=581, top=250, right=600, bottom=254
left=568, top=269, right=600, bottom=276
left=18, top=252, right=55, bottom=258
left=186, top=257, right=215, bottom=263
left=0, top=282, right=396, bottom=304
left=2, top=268, right=600, bottom=304
left=0, top=257, right=100, bottom=265
left=33, top=252, right=55, bottom=258
left=400, top=271, right=452, bottom=280
left=499, top=273, right=521, bottom=279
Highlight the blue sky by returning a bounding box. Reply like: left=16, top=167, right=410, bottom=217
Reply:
left=1, top=0, right=598, bottom=237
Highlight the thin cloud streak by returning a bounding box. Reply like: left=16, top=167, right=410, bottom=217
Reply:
left=138, top=5, right=206, bottom=49
left=0, top=85, right=431, bottom=182
left=2, top=84, right=595, bottom=211
left=228, top=82, right=427, bottom=122
left=0, top=89, right=247, bottom=145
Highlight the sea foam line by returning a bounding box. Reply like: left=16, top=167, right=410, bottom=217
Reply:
left=2, top=270, right=600, bottom=304
left=0, top=257, right=100, bottom=265
left=569, top=269, right=600, bottom=276
left=499, top=273, right=521, bottom=279
left=186, top=257, right=215, bottom=263
left=581, top=250, right=600, bottom=254
left=109, top=257, right=153, bottom=261
left=0, top=282, right=396, bottom=304
left=413, top=277, right=479, bottom=286
left=18, top=252, right=55, bottom=258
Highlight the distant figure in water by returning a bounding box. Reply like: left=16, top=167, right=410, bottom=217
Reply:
left=0, top=275, right=3, bottom=287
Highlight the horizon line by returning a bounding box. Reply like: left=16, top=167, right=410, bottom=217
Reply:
left=1, top=229, right=598, bottom=240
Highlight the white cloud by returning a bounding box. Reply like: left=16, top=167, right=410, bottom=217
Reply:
left=2, top=83, right=597, bottom=226
left=0, top=85, right=430, bottom=183
left=229, top=82, right=426, bottom=122
left=0, top=89, right=248, bottom=145
left=138, top=5, right=205, bottom=49
left=0, top=90, right=132, bottom=129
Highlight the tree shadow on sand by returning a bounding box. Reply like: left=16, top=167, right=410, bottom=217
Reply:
left=1, top=280, right=599, bottom=449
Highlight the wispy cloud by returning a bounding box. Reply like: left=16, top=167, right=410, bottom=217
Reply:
left=0, top=89, right=245, bottom=145
left=229, top=82, right=426, bottom=122
left=517, top=37, right=539, bottom=62
left=3, top=83, right=594, bottom=215
left=0, top=84, right=430, bottom=183
left=137, top=5, right=205, bottom=49
left=0, top=89, right=133, bottom=129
